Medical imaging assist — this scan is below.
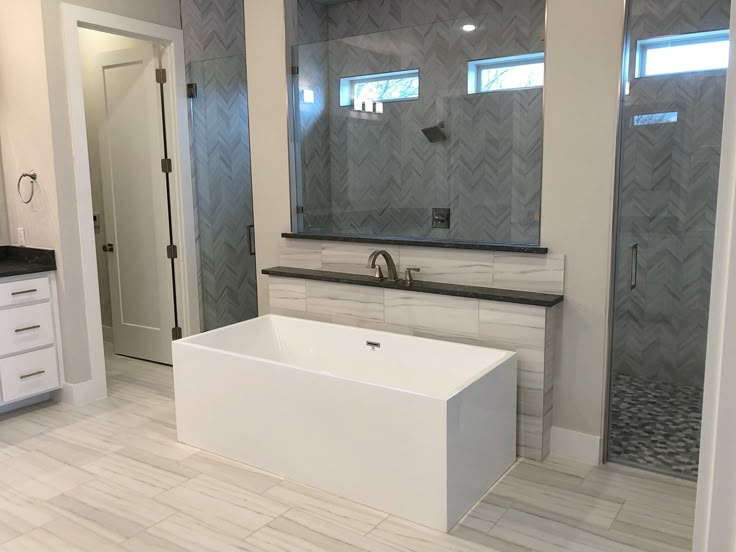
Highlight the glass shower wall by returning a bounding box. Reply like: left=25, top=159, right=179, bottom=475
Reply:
left=607, top=0, right=730, bottom=479
left=289, top=0, right=546, bottom=245
left=188, top=55, right=258, bottom=330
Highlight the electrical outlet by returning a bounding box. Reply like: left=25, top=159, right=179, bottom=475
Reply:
left=16, top=228, right=26, bottom=247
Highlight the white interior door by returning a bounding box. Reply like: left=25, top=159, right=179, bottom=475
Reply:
left=96, top=46, right=174, bottom=365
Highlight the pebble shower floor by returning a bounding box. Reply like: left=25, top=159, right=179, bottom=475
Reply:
left=608, top=372, right=703, bottom=480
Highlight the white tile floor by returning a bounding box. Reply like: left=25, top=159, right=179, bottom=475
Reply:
left=0, top=350, right=696, bottom=551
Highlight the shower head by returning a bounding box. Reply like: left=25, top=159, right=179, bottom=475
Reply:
left=422, top=122, right=448, bottom=143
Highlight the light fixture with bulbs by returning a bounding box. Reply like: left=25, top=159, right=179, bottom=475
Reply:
left=353, top=99, right=384, bottom=114
left=462, top=24, right=478, bottom=32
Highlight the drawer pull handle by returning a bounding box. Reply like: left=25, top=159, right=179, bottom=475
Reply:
left=11, top=289, right=38, bottom=296
left=15, top=325, right=41, bottom=333
left=19, top=370, right=46, bottom=380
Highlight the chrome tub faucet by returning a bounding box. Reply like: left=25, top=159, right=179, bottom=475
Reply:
left=366, top=250, right=399, bottom=280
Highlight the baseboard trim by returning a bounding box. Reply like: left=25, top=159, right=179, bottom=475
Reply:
left=0, top=393, right=53, bottom=414
left=102, top=325, right=114, bottom=344
left=550, top=426, right=602, bottom=465
left=61, top=379, right=108, bottom=407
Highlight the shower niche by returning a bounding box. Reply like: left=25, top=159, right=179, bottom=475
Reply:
left=286, top=0, right=546, bottom=245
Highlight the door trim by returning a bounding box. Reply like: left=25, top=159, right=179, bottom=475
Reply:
left=60, top=4, right=201, bottom=401
left=601, top=0, right=632, bottom=466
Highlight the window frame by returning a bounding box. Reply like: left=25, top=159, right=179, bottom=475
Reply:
left=467, top=52, right=545, bottom=95
left=635, top=29, right=730, bottom=78
left=633, top=111, right=679, bottom=126
left=339, top=68, right=420, bottom=107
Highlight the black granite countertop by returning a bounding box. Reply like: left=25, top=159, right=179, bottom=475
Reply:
left=282, top=232, right=548, bottom=254
left=0, top=246, right=57, bottom=278
left=263, top=266, right=563, bottom=308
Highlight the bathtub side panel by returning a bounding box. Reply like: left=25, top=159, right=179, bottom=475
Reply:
left=173, top=342, right=449, bottom=530
left=446, top=356, right=518, bottom=529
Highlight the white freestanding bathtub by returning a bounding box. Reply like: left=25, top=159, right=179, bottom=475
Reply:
left=173, top=315, right=517, bottom=531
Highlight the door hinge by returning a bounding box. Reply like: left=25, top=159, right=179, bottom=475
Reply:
left=172, top=326, right=183, bottom=340
left=187, top=82, right=198, bottom=98
left=161, top=158, right=173, bottom=173
left=291, top=65, right=299, bottom=75
left=166, top=244, right=178, bottom=260
left=155, top=68, right=167, bottom=84
left=295, top=205, right=304, bottom=214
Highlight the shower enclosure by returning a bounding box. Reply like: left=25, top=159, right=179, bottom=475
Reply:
left=607, top=0, right=730, bottom=479
left=286, top=0, right=546, bottom=245
left=182, top=0, right=259, bottom=331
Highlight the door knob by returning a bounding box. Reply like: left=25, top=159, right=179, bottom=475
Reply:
left=102, top=243, right=114, bottom=253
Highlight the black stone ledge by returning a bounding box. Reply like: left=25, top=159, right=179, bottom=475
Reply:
left=263, top=266, right=564, bottom=308
left=282, top=232, right=548, bottom=254
left=0, top=246, right=57, bottom=278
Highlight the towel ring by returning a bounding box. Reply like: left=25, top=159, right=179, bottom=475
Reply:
left=17, top=171, right=38, bottom=204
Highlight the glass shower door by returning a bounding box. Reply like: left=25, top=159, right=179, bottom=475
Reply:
left=188, top=55, right=258, bottom=331
left=607, top=0, right=729, bottom=480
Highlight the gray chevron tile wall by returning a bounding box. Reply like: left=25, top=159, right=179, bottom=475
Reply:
left=293, top=0, right=545, bottom=243
left=183, top=0, right=258, bottom=330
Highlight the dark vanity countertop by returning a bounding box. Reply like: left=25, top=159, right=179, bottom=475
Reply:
left=282, top=232, right=549, bottom=254
left=0, top=246, right=57, bottom=277
left=263, top=266, right=564, bottom=308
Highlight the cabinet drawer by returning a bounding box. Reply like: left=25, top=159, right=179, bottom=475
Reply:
left=0, top=303, right=55, bottom=357
left=0, top=277, right=50, bottom=308
left=0, top=347, right=59, bottom=404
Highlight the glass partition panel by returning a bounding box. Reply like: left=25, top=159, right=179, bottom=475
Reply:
left=286, top=0, right=546, bottom=245
left=607, top=0, right=730, bottom=480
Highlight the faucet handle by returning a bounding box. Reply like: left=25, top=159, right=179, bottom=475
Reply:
left=404, top=267, right=421, bottom=282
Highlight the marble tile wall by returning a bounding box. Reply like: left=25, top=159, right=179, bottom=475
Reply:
left=279, top=238, right=565, bottom=294
left=272, top=237, right=565, bottom=461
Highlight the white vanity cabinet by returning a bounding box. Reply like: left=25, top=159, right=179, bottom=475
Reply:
left=0, top=272, right=63, bottom=407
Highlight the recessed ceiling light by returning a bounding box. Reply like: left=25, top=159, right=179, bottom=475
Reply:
left=462, top=24, right=478, bottom=32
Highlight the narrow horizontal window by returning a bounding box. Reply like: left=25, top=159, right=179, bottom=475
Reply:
left=468, top=53, right=544, bottom=95
left=339, top=69, right=419, bottom=107
left=633, top=112, right=679, bottom=126
left=636, top=30, right=730, bottom=78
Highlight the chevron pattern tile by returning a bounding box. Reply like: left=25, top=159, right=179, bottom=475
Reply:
left=183, top=1, right=258, bottom=331
left=296, top=0, right=328, bottom=45
left=325, top=0, right=535, bottom=41
left=189, top=56, right=258, bottom=331
left=181, top=0, right=245, bottom=62
left=295, top=0, right=545, bottom=242
left=610, top=0, right=729, bottom=392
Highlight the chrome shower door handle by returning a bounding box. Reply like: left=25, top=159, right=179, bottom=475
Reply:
left=630, top=243, right=639, bottom=290
left=247, top=225, right=256, bottom=256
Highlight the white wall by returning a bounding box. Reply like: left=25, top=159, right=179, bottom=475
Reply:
left=0, top=0, right=62, bottom=251
left=244, top=0, right=293, bottom=314
left=540, top=0, right=626, bottom=441
left=693, top=2, right=736, bottom=548
left=61, top=0, right=181, bottom=29
left=0, top=155, right=9, bottom=244
left=0, top=0, right=181, bottom=392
